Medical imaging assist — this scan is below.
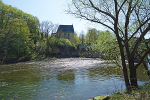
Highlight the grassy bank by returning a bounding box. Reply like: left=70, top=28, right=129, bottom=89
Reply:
left=89, top=82, right=150, bottom=100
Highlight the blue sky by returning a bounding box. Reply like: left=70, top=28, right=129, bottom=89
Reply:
left=3, top=0, right=99, bottom=35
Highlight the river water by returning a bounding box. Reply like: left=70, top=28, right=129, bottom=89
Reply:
left=0, top=58, right=149, bottom=100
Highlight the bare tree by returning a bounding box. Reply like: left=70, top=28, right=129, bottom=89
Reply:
left=52, top=24, right=59, bottom=33
left=40, top=21, right=59, bottom=54
left=40, top=21, right=54, bottom=39
left=67, top=0, right=150, bottom=92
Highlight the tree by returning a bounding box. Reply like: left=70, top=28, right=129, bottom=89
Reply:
left=68, top=0, right=150, bottom=92
left=49, top=37, right=76, bottom=53
left=2, top=18, right=33, bottom=62
left=79, top=30, right=85, bottom=44
left=40, top=21, right=59, bottom=54
left=85, top=28, right=98, bottom=44
left=40, top=21, right=59, bottom=39
left=0, top=0, right=40, bottom=62
left=49, top=37, right=74, bottom=48
left=0, top=1, right=40, bottom=46
left=0, top=29, right=5, bottom=61
left=35, top=39, right=47, bottom=55
left=40, top=21, right=54, bottom=39
left=74, top=32, right=80, bottom=45
left=40, top=21, right=53, bottom=54
left=92, top=30, right=120, bottom=60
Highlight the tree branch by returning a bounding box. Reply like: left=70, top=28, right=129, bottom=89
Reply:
left=135, top=49, right=150, bottom=69
left=88, top=0, right=116, bottom=21
left=132, top=23, right=150, bottom=57
left=118, top=0, right=127, bottom=13
left=125, top=18, right=150, bottom=44
left=82, top=14, right=115, bottom=32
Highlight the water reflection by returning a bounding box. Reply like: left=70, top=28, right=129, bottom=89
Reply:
left=136, top=64, right=150, bottom=81
left=0, top=63, right=42, bottom=99
left=87, top=66, right=123, bottom=82
left=0, top=63, right=42, bottom=83
left=87, top=65, right=149, bottom=82
left=57, top=69, right=75, bottom=82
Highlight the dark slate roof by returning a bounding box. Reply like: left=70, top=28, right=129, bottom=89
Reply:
left=57, top=25, right=74, bottom=33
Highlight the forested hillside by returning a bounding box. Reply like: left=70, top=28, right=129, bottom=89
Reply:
left=0, top=0, right=40, bottom=63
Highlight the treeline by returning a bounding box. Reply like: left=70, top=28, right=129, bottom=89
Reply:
left=0, top=0, right=40, bottom=63
left=0, top=0, right=116, bottom=63
left=76, top=28, right=119, bottom=59
left=0, top=1, right=81, bottom=63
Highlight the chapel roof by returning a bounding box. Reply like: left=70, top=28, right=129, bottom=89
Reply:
left=57, top=25, right=74, bottom=33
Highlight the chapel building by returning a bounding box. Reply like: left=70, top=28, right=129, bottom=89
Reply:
left=51, top=25, right=74, bottom=43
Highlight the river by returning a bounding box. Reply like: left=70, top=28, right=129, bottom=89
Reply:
left=0, top=58, right=149, bottom=100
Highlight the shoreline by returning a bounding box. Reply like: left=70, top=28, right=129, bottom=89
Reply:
left=0, top=55, right=104, bottom=65
left=89, top=82, right=150, bottom=100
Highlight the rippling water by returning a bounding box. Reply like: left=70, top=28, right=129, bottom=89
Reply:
left=0, top=58, right=149, bottom=100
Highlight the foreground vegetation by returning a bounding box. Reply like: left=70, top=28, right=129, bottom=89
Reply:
left=89, top=82, right=150, bottom=100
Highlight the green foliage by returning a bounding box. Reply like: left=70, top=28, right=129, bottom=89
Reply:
left=79, top=32, right=85, bottom=44
left=49, top=37, right=76, bottom=49
left=88, top=95, right=109, bottom=100
left=2, top=18, right=34, bottom=62
left=0, top=1, right=40, bottom=44
left=74, top=33, right=80, bottom=45
left=35, top=39, right=48, bottom=55
left=0, top=1, right=40, bottom=63
left=85, top=28, right=98, bottom=44
left=58, top=38, right=72, bottom=47
left=49, top=37, right=59, bottom=47
left=91, top=30, right=120, bottom=60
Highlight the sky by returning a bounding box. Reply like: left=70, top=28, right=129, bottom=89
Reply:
left=2, top=0, right=102, bottom=35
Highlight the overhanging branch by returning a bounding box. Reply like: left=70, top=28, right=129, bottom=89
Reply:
left=88, top=0, right=116, bottom=21
left=135, top=49, right=150, bottom=69
left=132, top=23, right=150, bottom=57
left=125, top=18, right=150, bottom=44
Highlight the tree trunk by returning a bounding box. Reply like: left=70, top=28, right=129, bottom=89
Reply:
left=129, top=60, right=138, bottom=89
left=115, top=34, right=131, bottom=93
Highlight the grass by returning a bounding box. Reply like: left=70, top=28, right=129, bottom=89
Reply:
left=89, top=95, right=110, bottom=100
left=89, top=82, right=150, bottom=100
